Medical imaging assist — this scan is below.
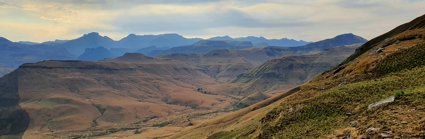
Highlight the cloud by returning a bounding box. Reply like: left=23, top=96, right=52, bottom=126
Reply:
left=0, top=0, right=425, bottom=42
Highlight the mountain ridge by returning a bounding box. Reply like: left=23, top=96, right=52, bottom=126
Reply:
left=209, top=35, right=310, bottom=47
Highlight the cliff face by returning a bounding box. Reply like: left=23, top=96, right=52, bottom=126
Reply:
left=0, top=71, right=29, bottom=137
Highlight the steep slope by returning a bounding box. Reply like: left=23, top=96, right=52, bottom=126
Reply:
left=171, top=14, right=425, bottom=139
left=233, top=45, right=359, bottom=107
left=0, top=54, right=237, bottom=138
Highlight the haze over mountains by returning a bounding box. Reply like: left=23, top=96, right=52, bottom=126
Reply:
left=0, top=33, right=311, bottom=77
left=208, top=35, right=309, bottom=47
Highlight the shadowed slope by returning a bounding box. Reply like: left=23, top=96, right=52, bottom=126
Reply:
left=0, top=71, right=29, bottom=138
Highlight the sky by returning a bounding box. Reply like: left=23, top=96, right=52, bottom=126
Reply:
left=0, top=0, right=425, bottom=42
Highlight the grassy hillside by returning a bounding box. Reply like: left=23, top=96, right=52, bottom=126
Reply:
left=170, top=15, right=425, bottom=139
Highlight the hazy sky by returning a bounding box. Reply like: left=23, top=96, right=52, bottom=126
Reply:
left=1, top=0, right=425, bottom=42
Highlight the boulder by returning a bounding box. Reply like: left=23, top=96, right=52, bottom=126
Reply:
left=380, top=131, right=394, bottom=138
left=367, top=96, right=395, bottom=111
left=376, top=47, right=384, bottom=53
left=366, top=127, right=379, bottom=135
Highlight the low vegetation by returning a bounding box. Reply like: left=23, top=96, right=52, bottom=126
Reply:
left=374, top=43, right=425, bottom=76
left=254, top=65, right=425, bottom=138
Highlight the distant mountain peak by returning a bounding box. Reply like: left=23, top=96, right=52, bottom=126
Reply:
left=81, top=32, right=112, bottom=40
left=126, top=33, right=137, bottom=37
left=208, top=36, right=234, bottom=41
left=334, top=33, right=368, bottom=43
left=0, top=37, right=13, bottom=46
left=0, top=37, right=12, bottom=43
left=82, top=32, right=100, bottom=37
left=334, top=33, right=365, bottom=40
left=303, top=33, right=367, bottom=49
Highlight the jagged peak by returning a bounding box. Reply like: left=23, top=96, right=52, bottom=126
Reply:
left=80, top=32, right=112, bottom=40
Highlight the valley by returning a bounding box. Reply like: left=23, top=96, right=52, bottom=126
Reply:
left=0, top=33, right=365, bottom=138
left=1, top=1, right=424, bottom=138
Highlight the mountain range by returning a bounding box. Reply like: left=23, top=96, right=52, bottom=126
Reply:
left=0, top=33, right=365, bottom=78
left=209, top=35, right=309, bottom=47
left=0, top=33, right=311, bottom=76
left=0, top=30, right=367, bottom=138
